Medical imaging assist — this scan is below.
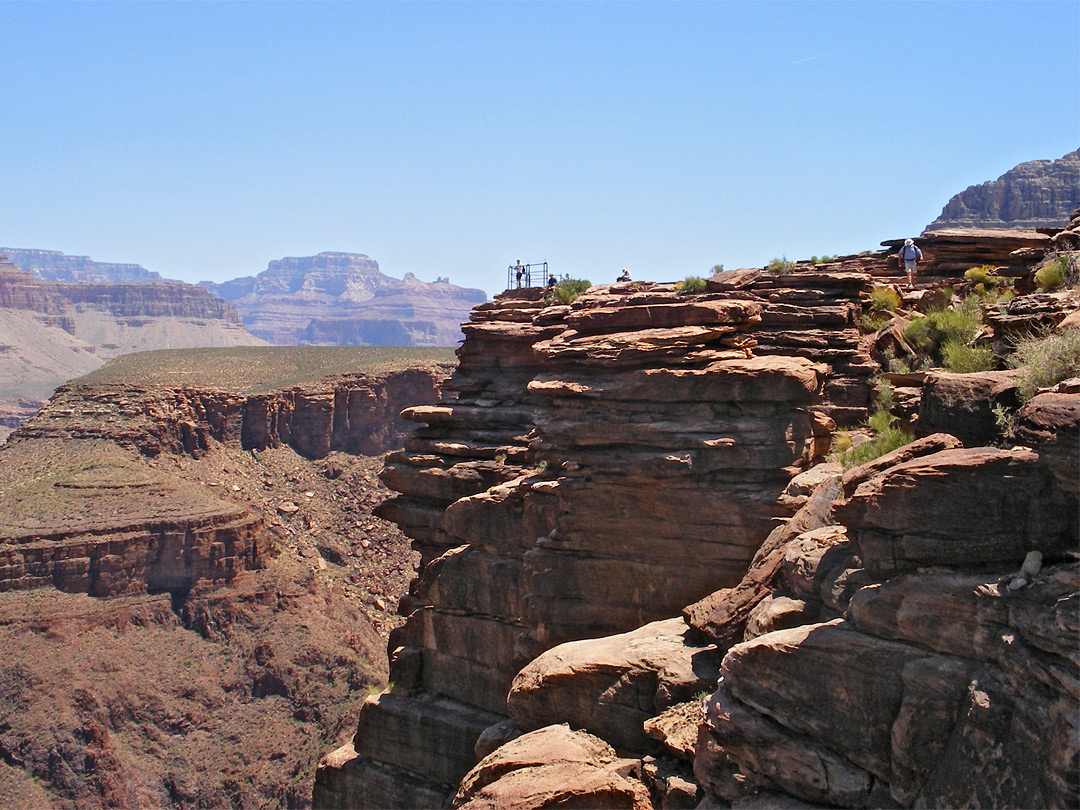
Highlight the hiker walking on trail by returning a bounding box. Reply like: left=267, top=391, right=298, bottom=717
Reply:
left=547, top=272, right=557, bottom=288
left=898, top=238, right=923, bottom=289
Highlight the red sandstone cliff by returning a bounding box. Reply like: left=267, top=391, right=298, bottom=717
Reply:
left=315, top=234, right=1078, bottom=809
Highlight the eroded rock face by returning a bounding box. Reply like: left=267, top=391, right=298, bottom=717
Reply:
left=836, top=446, right=1078, bottom=577
left=13, top=365, right=448, bottom=460
left=335, top=274, right=874, bottom=803
left=507, top=618, right=721, bottom=754
left=696, top=427, right=1079, bottom=809
left=452, top=725, right=652, bottom=810
left=925, top=149, right=1080, bottom=232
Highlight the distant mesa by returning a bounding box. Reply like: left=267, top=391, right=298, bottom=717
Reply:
left=925, top=148, right=1080, bottom=232
left=199, top=251, right=489, bottom=347
left=0, top=246, right=172, bottom=283
left=0, top=253, right=265, bottom=438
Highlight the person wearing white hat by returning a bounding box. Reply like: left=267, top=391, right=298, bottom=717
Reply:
left=898, top=238, right=923, bottom=289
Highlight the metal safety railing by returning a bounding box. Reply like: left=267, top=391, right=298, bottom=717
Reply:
left=507, top=261, right=548, bottom=290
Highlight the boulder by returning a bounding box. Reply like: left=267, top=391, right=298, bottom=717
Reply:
left=507, top=618, right=721, bottom=754
left=453, top=725, right=652, bottom=810
left=1008, top=390, right=1080, bottom=495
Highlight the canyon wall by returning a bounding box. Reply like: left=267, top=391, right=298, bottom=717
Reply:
left=200, top=252, right=489, bottom=346
left=3, top=363, right=450, bottom=598
left=925, top=149, right=1080, bottom=232
left=315, top=270, right=877, bottom=806
left=317, top=237, right=1078, bottom=808
left=0, top=353, right=453, bottom=808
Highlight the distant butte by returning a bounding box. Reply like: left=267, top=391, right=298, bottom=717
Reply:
left=200, top=252, right=489, bottom=347
left=925, top=148, right=1080, bottom=232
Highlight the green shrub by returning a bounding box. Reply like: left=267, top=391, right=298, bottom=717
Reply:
left=964, top=265, right=997, bottom=285
left=1008, top=328, right=1080, bottom=400
left=941, top=339, right=996, bottom=372
left=766, top=256, right=796, bottom=275
left=1033, top=253, right=1078, bottom=292
left=679, top=275, right=708, bottom=294
left=859, top=312, right=891, bottom=333
left=868, top=285, right=902, bottom=312
left=551, top=278, right=591, bottom=304
left=838, top=424, right=913, bottom=469
left=903, top=299, right=982, bottom=356
left=710, top=264, right=725, bottom=274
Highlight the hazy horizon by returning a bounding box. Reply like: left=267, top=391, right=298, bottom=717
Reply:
left=2, top=1, right=1077, bottom=298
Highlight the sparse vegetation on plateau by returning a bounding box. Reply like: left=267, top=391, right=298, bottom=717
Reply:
left=1033, top=252, right=1079, bottom=291
left=1008, top=328, right=1080, bottom=401
left=868, top=285, right=902, bottom=313
left=678, top=275, right=708, bottom=294
left=941, top=339, right=996, bottom=373
left=79, top=346, right=457, bottom=393
left=903, top=298, right=983, bottom=360
left=550, top=278, right=592, bottom=305
left=831, top=380, right=914, bottom=470
left=766, top=256, right=796, bottom=275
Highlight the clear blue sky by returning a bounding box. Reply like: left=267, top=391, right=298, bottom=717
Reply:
left=1, top=1, right=1077, bottom=297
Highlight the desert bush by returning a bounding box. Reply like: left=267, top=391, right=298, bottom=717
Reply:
left=858, top=312, right=891, bottom=333
left=710, top=264, right=725, bottom=274
left=1034, top=252, right=1079, bottom=292
left=903, top=298, right=982, bottom=356
left=964, top=265, right=998, bottom=285
left=941, top=339, right=996, bottom=373
left=766, top=256, right=796, bottom=275
left=1008, top=327, right=1080, bottom=400
left=678, top=275, right=708, bottom=294
left=831, top=381, right=914, bottom=469
left=551, top=278, right=591, bottom=305
left=868, top=285, right=902, bottom=312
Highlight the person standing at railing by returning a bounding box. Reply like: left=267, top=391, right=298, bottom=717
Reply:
left=514, top=260, right=524, bottom=289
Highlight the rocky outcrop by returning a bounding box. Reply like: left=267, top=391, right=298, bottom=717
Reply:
left=696, top=421, right=1079, bottom=808
left=1, top=246, right=169, bottom=283
left=320, top=272, right=874, bottom=805
left=200, top=252, right=488, bottom=346
left=925, top=149, right=1080, bottom=231
left=320, top=256, right=1077, bottom=809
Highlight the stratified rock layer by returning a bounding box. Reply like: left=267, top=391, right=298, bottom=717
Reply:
left=200, top=252, right=488, bottom=346
left=326, top=273, right=874, bottom=806
left=697, top=422, right=1079, bottom=809
left=925, top=149, right=1080, bottom=231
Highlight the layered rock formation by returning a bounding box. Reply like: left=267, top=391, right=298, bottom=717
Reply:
left=0, top=349, right=453, bottom=808
left=925, top=148, right=1080, bottom=231
left=317, top=241, right=1078, bottom=808
left=0, top=255, right=265, bottom=436
left=316, top=271, right=876, bottom=806
left=1, top=246, right=169, bottom=283
left=200, top=252, right=488, bottom=346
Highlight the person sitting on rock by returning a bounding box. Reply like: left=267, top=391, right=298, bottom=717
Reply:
left=547, top=273, right=557, bottom=288
left=617, top=268, right=632, bottom=282
left=898, top=238, right=923, bottom=289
